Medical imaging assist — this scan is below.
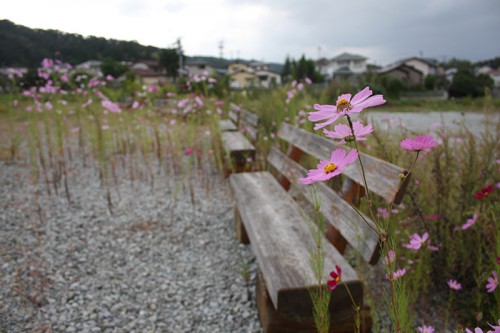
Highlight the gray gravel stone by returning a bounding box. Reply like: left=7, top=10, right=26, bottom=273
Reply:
left=0, top=157, right=261, bottom=333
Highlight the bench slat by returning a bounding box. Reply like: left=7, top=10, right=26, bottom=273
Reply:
left=278, top=123, right=408, bottom=204
left=241, top=108, right=259, bottom=127
left=221, top=131, right=255, bottom=152
left=268, top=147, right=379, bottom=264
left=229, top=110, right=239, bottom=124
left=219, top=119, right=238, bottom=132
left=230, top=171, right=359, bottom=310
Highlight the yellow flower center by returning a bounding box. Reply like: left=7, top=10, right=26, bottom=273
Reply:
left=336, top=98, right=351, bottom=112
left=324, top=163, right=337, bottom=173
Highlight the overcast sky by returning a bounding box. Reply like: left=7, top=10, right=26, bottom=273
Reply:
left=2, top=0, right=500, bottom=65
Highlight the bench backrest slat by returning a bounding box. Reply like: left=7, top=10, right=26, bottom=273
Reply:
left=273, top=123, right=409, bottom=265
left=238, top=108, right=259, bottom=143
left=268, top=147, right=379, bottom=263
left=241, top=109, right=259, bottom=128
left=229, top=103, right=240, bottom=124
left=278, top=122, right=408, bottom=204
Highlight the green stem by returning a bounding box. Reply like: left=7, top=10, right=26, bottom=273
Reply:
left=343, top=282, right=361, bottom=333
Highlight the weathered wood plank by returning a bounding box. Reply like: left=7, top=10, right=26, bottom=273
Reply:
left=278, top=123, right=408, bottom=204
left=229, top=110, right=239, bottom=124
left=219, top=119, right=238, bottom=132
left=241, top=108, right=259, bottom=128
left=221, top=131, right=255, bottom=152
left=237, top=109, right=259, bottom=142
left=257, top=271, right=371, bottom=333
left=229, top=171, right=360, bottom=310
left=268, top=147, right=379, bottom=264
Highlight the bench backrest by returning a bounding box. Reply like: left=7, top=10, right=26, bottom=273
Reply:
left=229, top=103, right=240, bottom=124
left=229, top=103, right=259, bottom=143
left=268, top=122, right=410, bottom=265
left=239, top=108, right=259, bottom=143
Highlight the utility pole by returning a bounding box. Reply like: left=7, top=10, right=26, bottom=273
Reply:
left=176, top=38, right=184, bottom=77
left=218, top=40, right=224, bottom=59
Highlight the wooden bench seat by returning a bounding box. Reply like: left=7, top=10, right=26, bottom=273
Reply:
left=219, top=119, right=238, bottom=131
left=221, top=104, right=259, bottom=173
left=219, top=103, right=240, bottom=132
left=229, top=122, right=410, bottom=333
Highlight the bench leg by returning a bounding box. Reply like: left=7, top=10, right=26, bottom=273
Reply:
left=256, top=271, right=373, bottom=333
left=229, top=151, right=256, bottom=174
left=235, top=207, right=250, bottom=244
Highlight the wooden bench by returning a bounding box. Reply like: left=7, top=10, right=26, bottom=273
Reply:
left=229, top=122, right=410, bottom=333
left=219, top=103, right=238, bottom=132
left=221, top=104, right=259, bottom=173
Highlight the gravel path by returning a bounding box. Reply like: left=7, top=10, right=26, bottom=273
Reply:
left=0, top=157, right=261, bottom=333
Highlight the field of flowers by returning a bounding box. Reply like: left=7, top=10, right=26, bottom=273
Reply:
left=0, top=58, right=498, bottom=332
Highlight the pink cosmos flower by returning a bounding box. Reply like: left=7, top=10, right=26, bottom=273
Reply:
left=82, top=99, right=93, bottom=108
left=387, top=268, right=406, bottom=280
left=184, top=148, right=193, bottom=156
left=486, top=271, right=498, bottom=293
left=383, top=250, right=395, bottom=265
left=400, top=135, right=437, bottom=152
left=418, top=325, right=435, bottom=333
left=60, top=72, right=69, bottom=82
left=461, top=212, right=478, bottom=230
left=403, top=232, right=429, bottom=250
left=299, top=149, right=358, bottom=184
left=466, top=328, right=484, bottom=333
left=305, top=77, right=312, bottom=85
left=327, top=265, right=342, bottom=291
left=423, top=214, right=440, bottom=220
left=195, top=96, right=204, bottom=107
left=308, top=87, right=386, bottom=130
left=101, top=100, right=121, bottom=114
left=41, top=58, right=54, bottom=68
left=488, top=319, right=500, bottom=332
left=447, top=279, right=462, bottom=291
left=427, top=242, right=439, bottom=251
left=474, top=184, right=494, bottom=199
left=323, top=121, right=373, bottom=145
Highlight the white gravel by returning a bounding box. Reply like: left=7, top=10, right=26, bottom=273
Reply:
left=0, top=155, right=261, bottom=333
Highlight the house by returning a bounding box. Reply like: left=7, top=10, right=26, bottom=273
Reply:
left=129, top=60, right=169, bottom=85
left=185, top=56, right=230, bottom=77
left=316, top=52, right=368, bottom=80
left=377, top=63, right=424, bottom=87
left=227, top=61, right=258, bottom=89
left=75, top=60, right=103, bottom=77
left=445, top=68, right=458, bottom=84
left=227, top=60, right=282, bottom=89
left=485, top=69, right=500, bottom=88
left=249, top=61, right=282, bottom=88
left=396, top=57, right=441, bottom=77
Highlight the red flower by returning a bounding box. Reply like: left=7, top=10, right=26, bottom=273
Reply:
left=327, top=265, right=342, bottom=291
left=474, top=184, right=494, bottom=199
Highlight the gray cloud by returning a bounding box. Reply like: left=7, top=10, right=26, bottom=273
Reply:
left=231, top=0, right=500, bottom=64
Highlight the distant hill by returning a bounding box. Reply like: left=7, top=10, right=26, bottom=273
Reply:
left=0, top=20, right=162, bottom=67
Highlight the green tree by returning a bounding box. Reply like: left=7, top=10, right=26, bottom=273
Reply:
left=282, top=56, right=292, bottom=83
left=449, top=70, right=480, bottom=98
left=159, top=48, right=180, bottom=80
left=100, top=58, right=128, bottom=78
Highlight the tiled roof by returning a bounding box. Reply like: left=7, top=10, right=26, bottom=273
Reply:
left=331, top=52, right=367, bottom=61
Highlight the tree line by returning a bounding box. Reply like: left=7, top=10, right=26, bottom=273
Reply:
left=0, top=20, right=161, bottom=67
